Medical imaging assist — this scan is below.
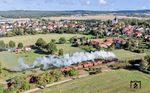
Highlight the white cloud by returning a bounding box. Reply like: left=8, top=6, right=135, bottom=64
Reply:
left=99, top=0, right=107, bottom=5
left=86, top=1, right=91, bottom=5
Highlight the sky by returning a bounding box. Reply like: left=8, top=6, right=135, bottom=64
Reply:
left=0, top=0, right=150, bottom=11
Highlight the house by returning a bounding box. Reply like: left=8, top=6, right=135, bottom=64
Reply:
left=24, top=46, right=32, bottom=51
left=15, top=48, right=22, bottom=54
left=114, top=38, right=123, bottom=48
left=99, top=38, right=113, bottom=48
left=124, top=25, right=134, bottom=36
left=135, top=32, right=142, bottom=37
left=145, top=35, right=150, bottom=41
left=136, top=27, right=144, bottom=32
left=89, top=39, right=103, bottom=45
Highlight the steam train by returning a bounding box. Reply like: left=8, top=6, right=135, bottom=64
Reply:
left=6, top=58, right=118, bottom=88
left=61, top=58, right=118, bottom=72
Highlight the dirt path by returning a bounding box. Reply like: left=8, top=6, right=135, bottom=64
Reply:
left=0, top=80, right=7, bottom=84
left=22, top=74, right=89, bottom=93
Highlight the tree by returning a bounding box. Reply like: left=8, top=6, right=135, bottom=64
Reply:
left=13, top=27, right=24, bottom=35
left=9, top=41, right=16, bottom=48
left=139, top=58, right=149, bottom=71
left=0, top=62, right=2, bottom=74
left=80, top=45, right=96, bottom=52
left=46, top=42, right=58, bottom=54
left=145, top=51, right=150, bottom=63
left=51, top=39, right=56, bottom=43
left=68, top=69, right=78, bottom=76
left=35, top=38, right=46, bottom=48
left=18, top=42, right=23, bottom=49
left=55, top=27, right=65, bottom=34
left=42, top=28, right=49, bottom=34
left=0, top=40, right=5, bottom=48
left=59, top=37, right=66, bottom=44
left=58, top=49, right=64, bottom=56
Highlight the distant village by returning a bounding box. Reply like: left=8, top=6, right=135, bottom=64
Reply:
left=0, top=17, right=150, bottom=54
left=0, top=17, right=149, bottom=41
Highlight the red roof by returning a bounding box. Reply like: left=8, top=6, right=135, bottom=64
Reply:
left=90, top=39, right=103, bottom=45
left=106, top=38, right=113, bottom=42
left=135, top=32, right=142, bottom=37
left=124, top=25, right=134, bottom=35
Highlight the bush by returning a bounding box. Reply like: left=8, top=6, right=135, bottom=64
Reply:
left=20, top=81, right=31, bottom=90
left=51, top=39, right=56, bottom=43
left=9, top=41, right=16, bottom=48
left=88, top=68, right=102, bottom=75
left=3, top=87, right=17, bottom=93
left=51, top=70, right=63, bottom=81
left=46, top=42, right=58, bottom=54
left=80, top=45, right=96, bottom=52
left=59, top=37, right=66, bottom=44
left=68, top=69, right=78, bottom=76
left=110, top=62, right=129, bottom=69
left=58, top=49, right=64, bottom=56
left=7, top=76, right=28, bottom=92
left=0, top=40, right=5, bottom=49
left=129, top=47, right=145, bottom=53
left=37, top=80, right=47, bottom=88
left=35, top=38, right=46, bottom=48
left=18, top=42, right=23, bottom=49
left=139, top=58, right=149, bottom=70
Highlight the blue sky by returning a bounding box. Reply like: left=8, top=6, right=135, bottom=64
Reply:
left=0, top=0, right=150, bottom=11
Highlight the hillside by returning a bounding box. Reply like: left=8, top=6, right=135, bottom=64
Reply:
left=0, top=10, right=150, bottom=18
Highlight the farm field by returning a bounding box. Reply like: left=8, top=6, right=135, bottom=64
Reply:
left=0, top=33, right=92, bottom=45
left=43, top=14, right=149, bottom=21
left=36, top=70, right=150, bottom=93
left=1, top=14, right=147, bottom=23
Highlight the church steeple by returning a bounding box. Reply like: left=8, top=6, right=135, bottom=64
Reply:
left=112, top=16, right=118, bottom=24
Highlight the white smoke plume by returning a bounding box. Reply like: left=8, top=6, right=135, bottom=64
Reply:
left=18, top=50, right=117, bottom=70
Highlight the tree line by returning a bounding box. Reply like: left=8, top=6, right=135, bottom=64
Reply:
left=35, top=37, right=67, bottom=55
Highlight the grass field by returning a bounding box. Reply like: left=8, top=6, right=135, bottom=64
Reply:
left=0, top=34, right=146, bottom=70
left=0, top=49, right=145, bottom=68
left=36, top=70, right=150, bottom=93
left=0, top=34, right=89, bottom=68
left=0, top=44, right=84, bottom=68
left=0, top=33, right=92, bottom=45
left=112, top=49, right=146, bottom=61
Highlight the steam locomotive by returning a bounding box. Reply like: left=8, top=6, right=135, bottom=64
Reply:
left=61, top=58, right=118, bottom=72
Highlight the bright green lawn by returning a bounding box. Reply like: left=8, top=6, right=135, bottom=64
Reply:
left=36, top=70, right=150, bottom=93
